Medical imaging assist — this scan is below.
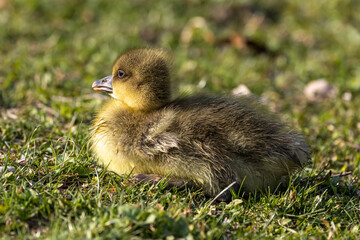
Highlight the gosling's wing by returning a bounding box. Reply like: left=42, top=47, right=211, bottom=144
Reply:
left=137, top=110, right=180, bottom=156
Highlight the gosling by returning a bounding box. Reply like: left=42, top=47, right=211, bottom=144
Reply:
left=90, top=48, right=310, bottom=201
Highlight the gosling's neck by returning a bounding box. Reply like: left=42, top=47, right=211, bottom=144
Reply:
left=101, top=98, right=168, bottom=116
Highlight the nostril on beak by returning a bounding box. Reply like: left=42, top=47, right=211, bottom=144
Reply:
left=102, top=79, right=106, bottom=83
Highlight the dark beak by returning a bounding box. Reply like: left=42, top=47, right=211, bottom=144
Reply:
left=92, top=75, right=113, bottom=94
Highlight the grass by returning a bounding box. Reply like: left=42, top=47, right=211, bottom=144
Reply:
left=1, top=0, right=360, bottom=239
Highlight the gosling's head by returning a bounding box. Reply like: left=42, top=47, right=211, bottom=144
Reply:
left=92, top=48, right=172, bottom=111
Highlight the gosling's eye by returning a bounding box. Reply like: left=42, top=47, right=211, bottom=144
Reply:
left=117, top=69, right=126, bottom=78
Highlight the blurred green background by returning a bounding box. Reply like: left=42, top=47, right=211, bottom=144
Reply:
left=1, top=0, right=360, bottom=238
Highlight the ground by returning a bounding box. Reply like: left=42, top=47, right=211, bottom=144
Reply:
left=1, top=0, right=360, bottom=239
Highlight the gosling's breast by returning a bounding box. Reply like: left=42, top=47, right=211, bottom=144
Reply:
left=91, top=119, right=137, bottom=175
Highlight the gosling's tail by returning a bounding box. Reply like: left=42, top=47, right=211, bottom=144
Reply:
left=290, top=132, right=312, bottom=167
